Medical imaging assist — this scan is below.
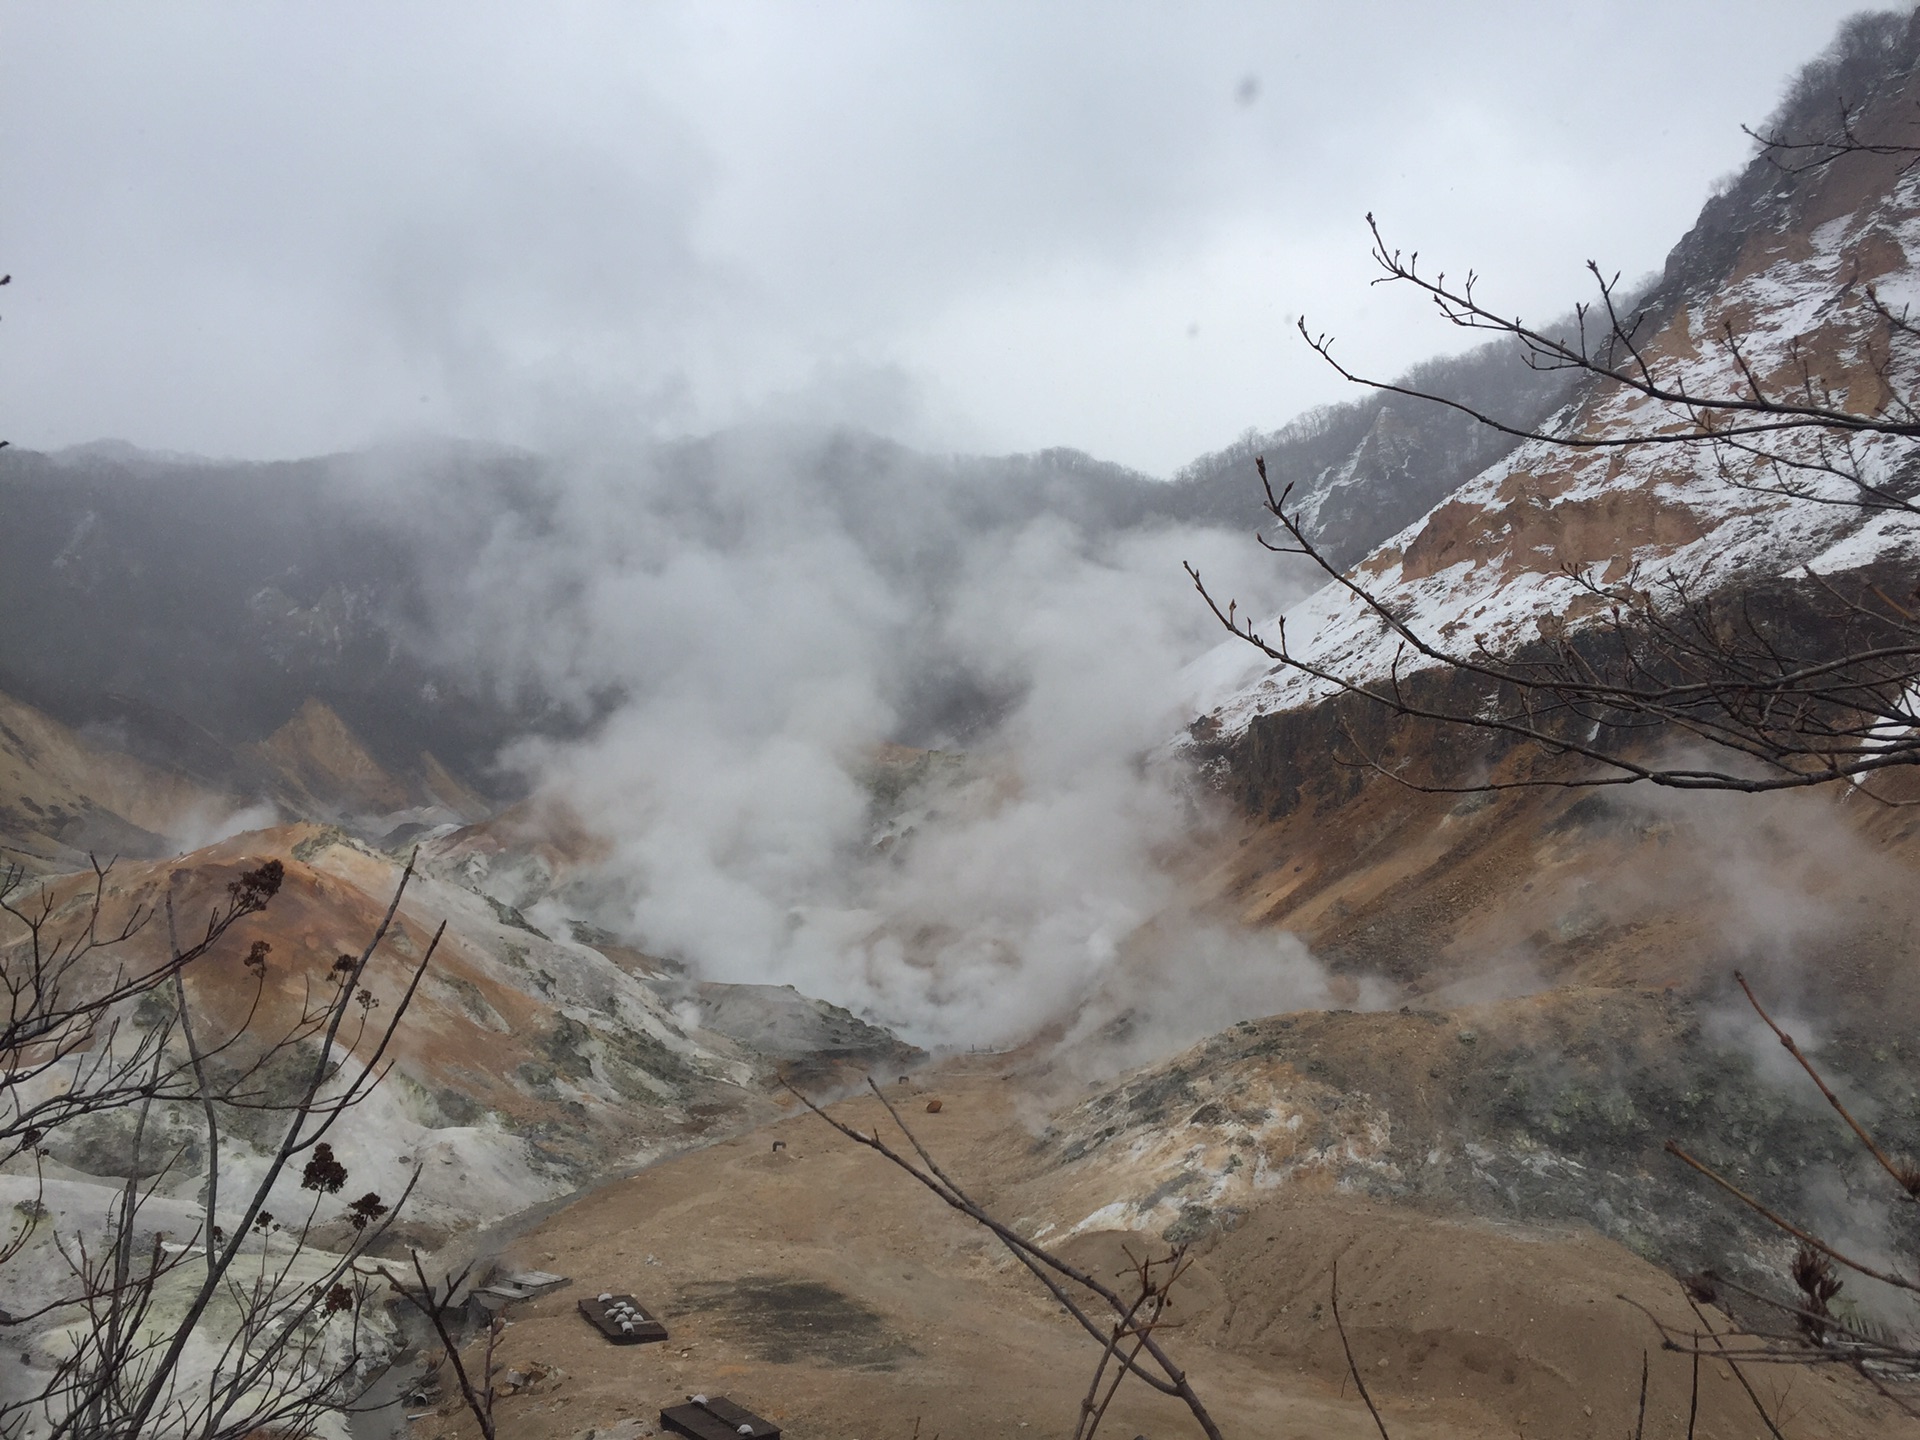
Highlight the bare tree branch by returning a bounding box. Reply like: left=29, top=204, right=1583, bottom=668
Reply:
left=782, top=1074, right=1225, bottom=1440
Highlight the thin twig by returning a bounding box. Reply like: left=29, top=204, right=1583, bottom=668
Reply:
left=783, top=1074, right=1224, bottom=1440
left=388, top=1254, right=497, bottom=1440
left=1665, top=1142, right=1919, bottom=1292
left=1331, top=1261, right=1390, bottom=1440
left=1688, top=1296, right=1788, bottom=1440
left=1735, top=970, right=1918, bottom=1196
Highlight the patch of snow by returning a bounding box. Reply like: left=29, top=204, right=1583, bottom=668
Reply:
left=1205, top=178, right=1920, bottom=738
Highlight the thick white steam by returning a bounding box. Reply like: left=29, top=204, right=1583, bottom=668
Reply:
left=392, top=432, right=1341, bottom=1048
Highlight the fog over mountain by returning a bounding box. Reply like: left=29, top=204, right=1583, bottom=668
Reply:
left=0, top=2, right=1869, bottom=472
left=398, top=431, right=1345, bottom=1048
left=0, top=217, right=1673, bottom=1046
left=0, top=425, right=1331, bottom=1046
left=16, top=15, right=1920, bottom=1438
left=10, top=0, right=1914, bottom=1045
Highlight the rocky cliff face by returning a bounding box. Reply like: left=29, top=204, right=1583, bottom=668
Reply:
left=4, top=827, right=743, bottom=1237
left=1035, top=986, right=1920, bottom=1288
left=0, top=687, right=239, bottom=867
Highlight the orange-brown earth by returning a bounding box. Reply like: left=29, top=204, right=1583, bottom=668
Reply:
left=243, top=697, right=490, bottom=824
left=380, top=723, right=1920, bottom=1438
left=415, top=1061, right=1913, bottom=1440
left=11, top=677, right=1919, bottom=1435
left=3, top=821, right=788, bottom=1246
left=0, top=687, right=238, bottom=867
left=0, top=685, right=494, bottom=870
left=1203, top=765, right=1920, bottom=1008
left=333, top=727, right=1920, bottom=1439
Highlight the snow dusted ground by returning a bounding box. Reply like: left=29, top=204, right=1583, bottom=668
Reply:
left=0, top=822, right=818, bottom=1437
left=1204, top=168, right=1920, bottom=737
left=0, top=1172, right=400, bottom=1440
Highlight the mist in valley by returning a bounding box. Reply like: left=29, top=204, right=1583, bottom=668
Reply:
left=0, top=0, right=1884, bottom=1059
left=313, top=428, right=1339, bottom=1051
left=13, top=10, right=1920, bottom=1437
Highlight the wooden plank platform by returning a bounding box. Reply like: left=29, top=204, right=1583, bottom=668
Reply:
left=577, top=1292, right=668, bottom=1344
left=499, top=1268, right=569, bottom=1295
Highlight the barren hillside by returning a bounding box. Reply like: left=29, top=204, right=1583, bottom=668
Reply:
left=12, top=17, right=1920, bottom=1440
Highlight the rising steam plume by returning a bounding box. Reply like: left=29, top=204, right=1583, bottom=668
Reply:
left=347, top=427, right=1354, bottom=1050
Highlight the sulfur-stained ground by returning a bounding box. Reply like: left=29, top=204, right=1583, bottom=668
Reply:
left=405, top=1056, right=1915, bottom=1440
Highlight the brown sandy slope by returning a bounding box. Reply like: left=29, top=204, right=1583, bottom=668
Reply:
left=0, top=687, right=239, bottom=867
left=416, top=1060, right=1913, bottom=1440
left=1191, top=733, right=1920, bottom=1023
left=240, top=698, right=491, bottom=825
left=1140, top=740, right=1920, bottom=1314
left=3, top=823, right=785, bottom=1243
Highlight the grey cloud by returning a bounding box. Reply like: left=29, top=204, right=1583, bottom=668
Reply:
left=0, top=1, right=1879, bottom=470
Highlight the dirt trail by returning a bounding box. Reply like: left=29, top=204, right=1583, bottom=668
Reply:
left=410, top=1058, right=1914, bottom=1440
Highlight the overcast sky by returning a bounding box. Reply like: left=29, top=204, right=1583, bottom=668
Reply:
left=0, top=2, right=1884, bottom=474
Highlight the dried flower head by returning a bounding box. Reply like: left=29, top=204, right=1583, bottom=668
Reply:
left=1790, top=1244, right=1842, bottom=1344
left=300, top=1143, right=348, bottom=1195
left=346, top=1192, right=387, bottom=1231
left=228, top=860, right=284, bottom=913
left=1896, top=1161, right=1920, bottom=1200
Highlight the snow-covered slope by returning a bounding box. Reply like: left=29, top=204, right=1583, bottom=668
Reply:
left=1206, top=19, right=1920, bottom=742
